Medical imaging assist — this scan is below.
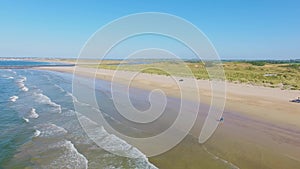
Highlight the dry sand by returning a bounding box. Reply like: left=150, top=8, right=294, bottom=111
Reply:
left=35, top=65, right=300, bottom=169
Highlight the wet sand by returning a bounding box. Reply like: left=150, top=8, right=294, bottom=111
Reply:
left=35, top=66, right=300, bottom=169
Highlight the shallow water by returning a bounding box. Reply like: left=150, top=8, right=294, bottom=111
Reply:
left=0, top=68, right=158, bottom=169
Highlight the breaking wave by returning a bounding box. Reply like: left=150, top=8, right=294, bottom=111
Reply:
left=28, top=108, right=39, bottom=119
left=48, top=140, right=88, bottom=169
left=34, top=130, right=41, bottom=137
left=5, top=76, right=14, bottom=79
left=33, top=92, right=62, bottom=113
left=16, top=76, right=29, bottom=92
left=34, top=123, right=67, bottom=138
left=21, top=86, right=29, bottom=92
left=9, top=95, right=19, bottom=102
left=22, top=117, right=29, bottom=123
left=78, top=114, right=158, bottom=169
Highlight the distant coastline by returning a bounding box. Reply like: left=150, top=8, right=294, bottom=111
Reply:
left=0, top=64, right=75, bottom=69
left=0, top=59, right=75, bottom=69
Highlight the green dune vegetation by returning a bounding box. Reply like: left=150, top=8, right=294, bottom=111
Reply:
left=83, top=59, right=300, bottom=90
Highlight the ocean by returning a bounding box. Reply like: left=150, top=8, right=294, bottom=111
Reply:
left=0, top=61, right=157, bottom=169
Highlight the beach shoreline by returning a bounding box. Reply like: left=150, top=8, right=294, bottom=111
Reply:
left=35, top=65, right=300, bottom=128
left=31, top=64, right=300, bottom=169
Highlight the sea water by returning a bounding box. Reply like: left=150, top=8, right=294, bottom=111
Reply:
left=0, top=62, right=158, bottom=168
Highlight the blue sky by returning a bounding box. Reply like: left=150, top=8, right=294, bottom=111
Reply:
left=0, top=0, right=299, bottom=59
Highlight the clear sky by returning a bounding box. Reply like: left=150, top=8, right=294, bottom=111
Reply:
left=0, top=0, right=299, bottom=60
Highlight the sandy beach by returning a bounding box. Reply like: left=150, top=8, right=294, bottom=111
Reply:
left=35, top=65, right=300, bottom=169
left=37, top=66, right=300, bottom=127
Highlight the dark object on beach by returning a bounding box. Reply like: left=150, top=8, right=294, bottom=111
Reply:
left=217, top=117, right=224, bottom=122
left=290, top=97, right=300, bottom=103
left=179, top=79, right=184, bottom=82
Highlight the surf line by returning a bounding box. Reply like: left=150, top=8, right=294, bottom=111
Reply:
left=203, top=146, right=240, bottom=169
left=284, top=154, right=300, bottom=162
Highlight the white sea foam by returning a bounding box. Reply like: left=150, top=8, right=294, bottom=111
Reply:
left=35, top=123, right=67, bottom=137
left=62, top=110, right=77, bottom=117
left=20, top=76, right=26, bottom=82
left=54, top=84, right=65, bottom=92
left=16, top=76, right=29, bottom=92
left=21, top=86, right=29, bottom=92
left=34, top=130, right=41, bottom=137
left=16, top=76, right=26, bottom=83
left=65, top=92, right=75, bottom=101
left=22, top=117, right=29, bottom=123
left=65, top=92, right=79, bottom=103
left=33, top=92, right=62, bottom=113
left=5, top=76, right=14, bottom=79
left=17, top=82, right=24, bottom=88
left=28, top=108, right=39, bottom=119
left=66, top=92, right=90, bottom=106
left=49, top=140, right=88, bottom=169
left=9, top=96, right=19, bottom=102
left=78, top=114, right=158, bottom=169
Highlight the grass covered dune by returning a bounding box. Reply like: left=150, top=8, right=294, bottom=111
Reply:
left=89, top=59, right=300, bottom=90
